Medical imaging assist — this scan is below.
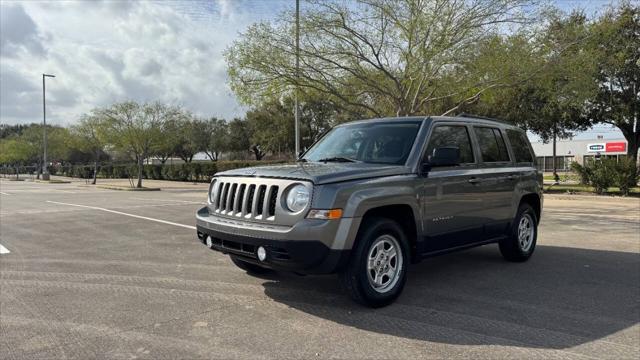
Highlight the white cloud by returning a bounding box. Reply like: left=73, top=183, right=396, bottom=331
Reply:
left=0, top=0, right=290, bottom=126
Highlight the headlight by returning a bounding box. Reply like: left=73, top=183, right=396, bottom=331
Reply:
left=285, top=184, right=310, bottom=213
left=208, top=179, right=216, bottom=204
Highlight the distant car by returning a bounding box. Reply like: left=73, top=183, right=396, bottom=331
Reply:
left=196, top=116, right=543, bottom=307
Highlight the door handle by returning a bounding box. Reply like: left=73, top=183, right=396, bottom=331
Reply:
left=468, top=177, right=481, bottom=184
left=506, top=174, right=518, bottom=181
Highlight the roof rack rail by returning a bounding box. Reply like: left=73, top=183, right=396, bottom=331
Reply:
left=456, top=113, right=510, bottom=124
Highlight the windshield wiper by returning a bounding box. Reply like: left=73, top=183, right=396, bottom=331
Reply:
left=317, top=157, right=359, bottom=163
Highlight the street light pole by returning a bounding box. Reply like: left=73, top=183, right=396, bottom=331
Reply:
left=42, top=73, right=55, bottom=181
left=294, top=0, right=300, bottom=158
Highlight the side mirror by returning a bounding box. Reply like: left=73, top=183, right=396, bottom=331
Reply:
left=420, top=162, right=432, bottom=175
left=429, top=147, right=460, bottom=167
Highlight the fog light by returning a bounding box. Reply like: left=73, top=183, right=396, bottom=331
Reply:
left=257, top=246, right=267, bottom=261
left=206, top=236, right=213, bottom=248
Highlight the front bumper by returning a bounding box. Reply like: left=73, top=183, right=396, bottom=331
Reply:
left=195, top=207, right=351, bottom=274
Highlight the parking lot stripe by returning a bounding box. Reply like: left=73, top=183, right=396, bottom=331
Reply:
left=0, top=191, right=10, bottom=195
left=0, top=244, right=10, bottom=254
left=130, top=197, right=203, bottom=204
left=46, top=200, right=197, bottom=230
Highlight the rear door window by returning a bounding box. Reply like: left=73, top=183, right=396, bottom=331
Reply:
left=506, top=129, right=534, bottom=163
left=474, top=127, right=510, bottom=163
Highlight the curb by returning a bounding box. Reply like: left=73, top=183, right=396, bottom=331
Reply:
left=85, top=185, right=162, bottom=191
left=33, top=180, right=72, bottom=184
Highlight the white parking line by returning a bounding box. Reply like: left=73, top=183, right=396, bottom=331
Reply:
left=0, top=191, right=10, bottom=195
left=130, top=197, right=203, bottom=204
left=0, top=244, right=10, bottom=254
left=46, top=201, right=197, bottom=230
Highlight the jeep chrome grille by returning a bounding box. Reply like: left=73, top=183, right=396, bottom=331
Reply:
left=211, top=180, right=280, bottom=220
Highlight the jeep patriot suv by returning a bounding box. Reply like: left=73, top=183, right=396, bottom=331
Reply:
left=196, top=116, right=542, bottom=307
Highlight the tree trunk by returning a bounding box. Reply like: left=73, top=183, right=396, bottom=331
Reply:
left=627, top=130, right=639, bottom=165
left=92, top=158, right=98, bottom=185
left=618, top=125, right=639, bottom=164
left=137, top=156, right=143, bottom=188
left=552, top=124, right=558, bottom=183
left=205, top=151, right=219, bottom=161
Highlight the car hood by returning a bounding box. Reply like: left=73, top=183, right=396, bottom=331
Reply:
left=216, top=162, right=413, bottom=185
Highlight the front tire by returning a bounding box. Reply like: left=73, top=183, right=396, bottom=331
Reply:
left=340, top=217, right=409, bottom=308
left=230, top=255, right=272, bottom=274
left=499, top=203, right=538, bottom=262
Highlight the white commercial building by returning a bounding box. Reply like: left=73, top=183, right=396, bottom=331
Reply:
left=530, top=138, right=629, bottom=172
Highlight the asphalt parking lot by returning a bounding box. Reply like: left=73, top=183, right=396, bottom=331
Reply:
left=1, top=178, right=639, bottom=359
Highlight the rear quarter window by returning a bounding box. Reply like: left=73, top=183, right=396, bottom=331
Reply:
left=506, top=129, right=534, bottom=163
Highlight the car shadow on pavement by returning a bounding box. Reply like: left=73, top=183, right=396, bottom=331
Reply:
left=262, top=244, right=640, bottom=349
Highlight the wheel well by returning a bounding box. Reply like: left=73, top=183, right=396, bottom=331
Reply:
left=361, top=205, right=418, bottom=261
left=520, top=193, right=541, bottom=223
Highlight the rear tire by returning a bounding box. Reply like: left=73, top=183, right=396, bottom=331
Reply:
left=340, top=217, right=409, bottom=308
left=499, top=203, right=538, bottom=262
left=230, top=256, right=272, bottom=274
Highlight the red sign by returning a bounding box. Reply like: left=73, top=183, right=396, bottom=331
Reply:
left=605, top=142, right=627, bottom=153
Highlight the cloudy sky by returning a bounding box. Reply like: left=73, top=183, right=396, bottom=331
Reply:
left=0, top=0, right=619, bottom=133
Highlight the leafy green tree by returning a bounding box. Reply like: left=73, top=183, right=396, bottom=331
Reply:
left=246, top=99, right=294, bottom=156
left=202, top=117, right=228, bottom=161
left=464, top=11, right=598, bottom=177
left=586, top=3, right=640, bottom=161
left=154, top=115, right=182, bottom=164
left=70, top=113, right=110, bottom=184
left=226, top=118, right=252, bottom=158
left=13, top=125, right=72, bottom=177
left=298, top=94, right=337, bottom=149
left=226, top=0, right=535, bottom=118
left=0, top=138, right=32, bottom=179
left=101, top=101, right=179, bottom=188
left=174, top=114, right=209, bottom=163
left=0, top=124, right=31, bottom=139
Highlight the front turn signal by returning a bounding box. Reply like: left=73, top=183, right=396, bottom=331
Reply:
left=307, top=209, right=343, bottom=220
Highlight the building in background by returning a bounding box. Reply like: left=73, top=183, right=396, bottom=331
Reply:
left=530, top=138, right=628, bottom=173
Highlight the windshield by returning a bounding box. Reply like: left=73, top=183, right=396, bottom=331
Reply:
left=302, top=121, right=422, bottom=165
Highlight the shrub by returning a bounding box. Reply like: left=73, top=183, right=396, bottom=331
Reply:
left=215, top=160, right=287, bottom=173
left=99, top=165, right=112, bottom=178
left=588, top=159, right=615, bottom=194
left=570, top=162, right=591, bottom=185
left=48, top=160, right=289, bottom=182
left=200, top=163, right=217, bottom=181
left=163, top=165, right=179, bottom=180
left=143, top=165, right=163, bottom=180
left=611, top=158, right=638, bottom=196
left=110, top=165, right=129, bottom=179
left=177, top=164, right=190, bottom=181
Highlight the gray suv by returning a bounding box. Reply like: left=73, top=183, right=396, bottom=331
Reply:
left=196, top=116, right=542, bottom=307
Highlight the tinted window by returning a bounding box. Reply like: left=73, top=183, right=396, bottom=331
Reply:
left=506, top=129, right=534, bottom=162
left=475, top=127, right=510, bottom=162
left=302, top=121, right=421, bottom=165
left=425, top=125, right=474, bottom=164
